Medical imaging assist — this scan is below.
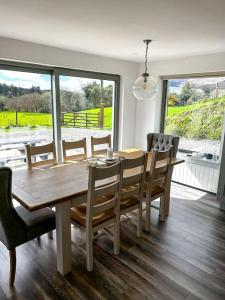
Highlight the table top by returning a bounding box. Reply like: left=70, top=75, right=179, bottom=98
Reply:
left=12, top=148, right=184, bottom=211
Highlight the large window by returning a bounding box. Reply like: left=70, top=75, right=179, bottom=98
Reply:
left=0, top=69, right=52, bottom=168
left=60, top=75, right=115, bottom=156
left=0, top=63, right=120, bottom=168
left=163, top=76, right=225, bottom=160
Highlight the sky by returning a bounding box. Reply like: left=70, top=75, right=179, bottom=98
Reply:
left=0, top=70, right=113, bottom=92
left=168, top=77, right=225, bottom=95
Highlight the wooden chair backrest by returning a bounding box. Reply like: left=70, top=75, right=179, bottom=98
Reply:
left=120, top=154, right=147, bottom=199
left=91, top=135, right=111, bottom=157
left=62, top=138, right=87, bottom=161
left=148, top=146, right=173, bottom=190
left=25, top=142, right=56, bottom=169
left=86, top=162, right=121, bottom=225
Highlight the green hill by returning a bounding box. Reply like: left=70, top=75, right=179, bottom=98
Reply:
left=165, top=97, right=225, bottom=140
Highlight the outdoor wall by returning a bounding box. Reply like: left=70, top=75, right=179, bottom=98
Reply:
left=135, top=52, right=225, bottom=149
left=0, top=36, right=139, bottom=150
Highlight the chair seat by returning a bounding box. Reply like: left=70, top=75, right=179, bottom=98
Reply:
left=16, top=206, right=55, bottom=241
left=120, top=196, right=139, bottom=210
left=71, top=195, right=114, bottom=227
left=143, top=185, right=164, bottom=198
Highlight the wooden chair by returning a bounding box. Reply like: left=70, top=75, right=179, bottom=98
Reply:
left=62, top=138, right=87, bottom=162
left=147, top=133, right=179, bottom=218
left=147, top=133, right=179, bottom=157
left=0, top=167, right=55, bottom=286
left=25, top=142, right=56, bottom=169
left=91, top=135, right=111, bottom=157
left=144, top=147, right=173, bottom=232
left=120, top=153, right=147, bottom=237
left=71, top=162, right=121, bottom=271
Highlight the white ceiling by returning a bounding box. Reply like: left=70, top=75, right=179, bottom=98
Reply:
left=0, top=0, right=225, bottom=62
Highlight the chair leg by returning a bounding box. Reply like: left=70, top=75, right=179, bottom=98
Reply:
left=145, top=199, right=151, bottom=232
left=48, top=231, right=53, bottom=239
left=137, top=203, right=142, bottom=237
left=9, top=249, right=16, bottom=286
left=86, top=228, right=93, bottom=272
left=114, top=216, right=120, bottom=255
left=159, top=196, right=166, bottom=221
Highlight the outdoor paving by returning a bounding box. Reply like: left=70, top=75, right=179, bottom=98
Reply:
left=0, top=127, right=111, bottom=167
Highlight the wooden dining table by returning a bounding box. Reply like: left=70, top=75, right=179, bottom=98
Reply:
left=12, top=148, right=184, bottom=276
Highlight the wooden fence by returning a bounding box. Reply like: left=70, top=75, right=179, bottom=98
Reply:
left=61, top=112, right=102, bottom=128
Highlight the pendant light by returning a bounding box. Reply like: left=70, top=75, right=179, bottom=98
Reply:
left=133, top=39, right=158, bottom=100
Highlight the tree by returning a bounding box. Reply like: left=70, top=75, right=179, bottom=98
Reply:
left=82, top=81, right=113, bottom=109
left=60, top=90, right=84, bottom=112
left=167, top=93, right=179, bottom=106
left=82, top=81, right=101, bottom=109
left=0, top=96, right=7, bottom=111
left=180, top=82, right=196, bottom=105
left=202, top=85, right=211, bottom=98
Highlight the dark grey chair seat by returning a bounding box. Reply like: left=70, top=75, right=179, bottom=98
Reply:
left=0, top=167, right=56, bottom=286
left=15, top=206, right=55, bottom=241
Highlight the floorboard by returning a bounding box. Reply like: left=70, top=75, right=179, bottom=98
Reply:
left=0, top=183, right=225, bottom=300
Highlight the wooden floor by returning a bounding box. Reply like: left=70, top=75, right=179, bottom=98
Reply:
left=1, top=183, right=225, bottom=300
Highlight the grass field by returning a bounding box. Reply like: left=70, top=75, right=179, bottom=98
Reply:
left=165, top=97, right=225, bottom=140
left=167, top=97, right=225, bottom=116
left=0, top=107, right=112, bottom=129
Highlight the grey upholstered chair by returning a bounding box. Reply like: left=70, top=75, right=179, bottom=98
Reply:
left=147, top=133, right=179, bottom=157
left=146, top=133, right=179, bottom=218
left=0, top=167, right=55, bottom=286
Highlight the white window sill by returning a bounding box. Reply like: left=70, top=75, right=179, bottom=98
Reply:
left=184, top=156, right=220, bottom=169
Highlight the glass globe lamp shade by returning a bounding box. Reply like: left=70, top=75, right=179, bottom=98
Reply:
left=133, top=74, right=158, bottom=100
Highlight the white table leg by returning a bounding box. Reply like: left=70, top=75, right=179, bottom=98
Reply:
left=55, top=201, right=72, bottom=275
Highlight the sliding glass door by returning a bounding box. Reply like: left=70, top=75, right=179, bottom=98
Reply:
left=0, top=62, right=120, bottom=168
left=161, top=75, right=225, bottom=192
left=0, top=68, right=53, bottom=168
left=59, top=75, right=115, bottom=156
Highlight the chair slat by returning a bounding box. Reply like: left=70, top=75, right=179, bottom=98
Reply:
left=91, top=135, right=111, bottom=157
left=122, top=174, right=142, bottom=188
left=93, top=197, right=116, bottom=215
left=25, top=142, right=56, bottom=169
left=94, top=181, right=119, bottom=198
left=62, top=138, right=87, bottom=161
left=27, top=143, right=55, bottom=156
left=121, top=155, right=146, bottom=170
left=92, top=135, right=111, bottom=146
left=93, top=162, right=121, bottom=181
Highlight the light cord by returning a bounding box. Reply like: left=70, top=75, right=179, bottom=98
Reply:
left=144, top=42, right=149, bottom=74
left=144, top=39, right=151, bottom=75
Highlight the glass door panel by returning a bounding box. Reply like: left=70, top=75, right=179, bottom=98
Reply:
left=0, top=69, right=53, bottom=168
left=59, top=75, right=115, bottom=156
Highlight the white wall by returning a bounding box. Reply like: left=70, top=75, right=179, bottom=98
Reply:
left=0, top=37, right=139, bottom=149
left=135, top=52, right=225, bottom=149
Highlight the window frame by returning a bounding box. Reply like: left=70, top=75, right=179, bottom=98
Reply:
left=0, top=60, right=120, bottom=162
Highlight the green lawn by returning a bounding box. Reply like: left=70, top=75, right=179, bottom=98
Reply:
left=0, top=107, right=112, bottom=129
left=165, top=97, right=225, bottom=140
left=0, top=111, right=53, bottom=128
left=167, top=97, right=225, bottom=116
left=82, top=107, right=112, bottom=129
